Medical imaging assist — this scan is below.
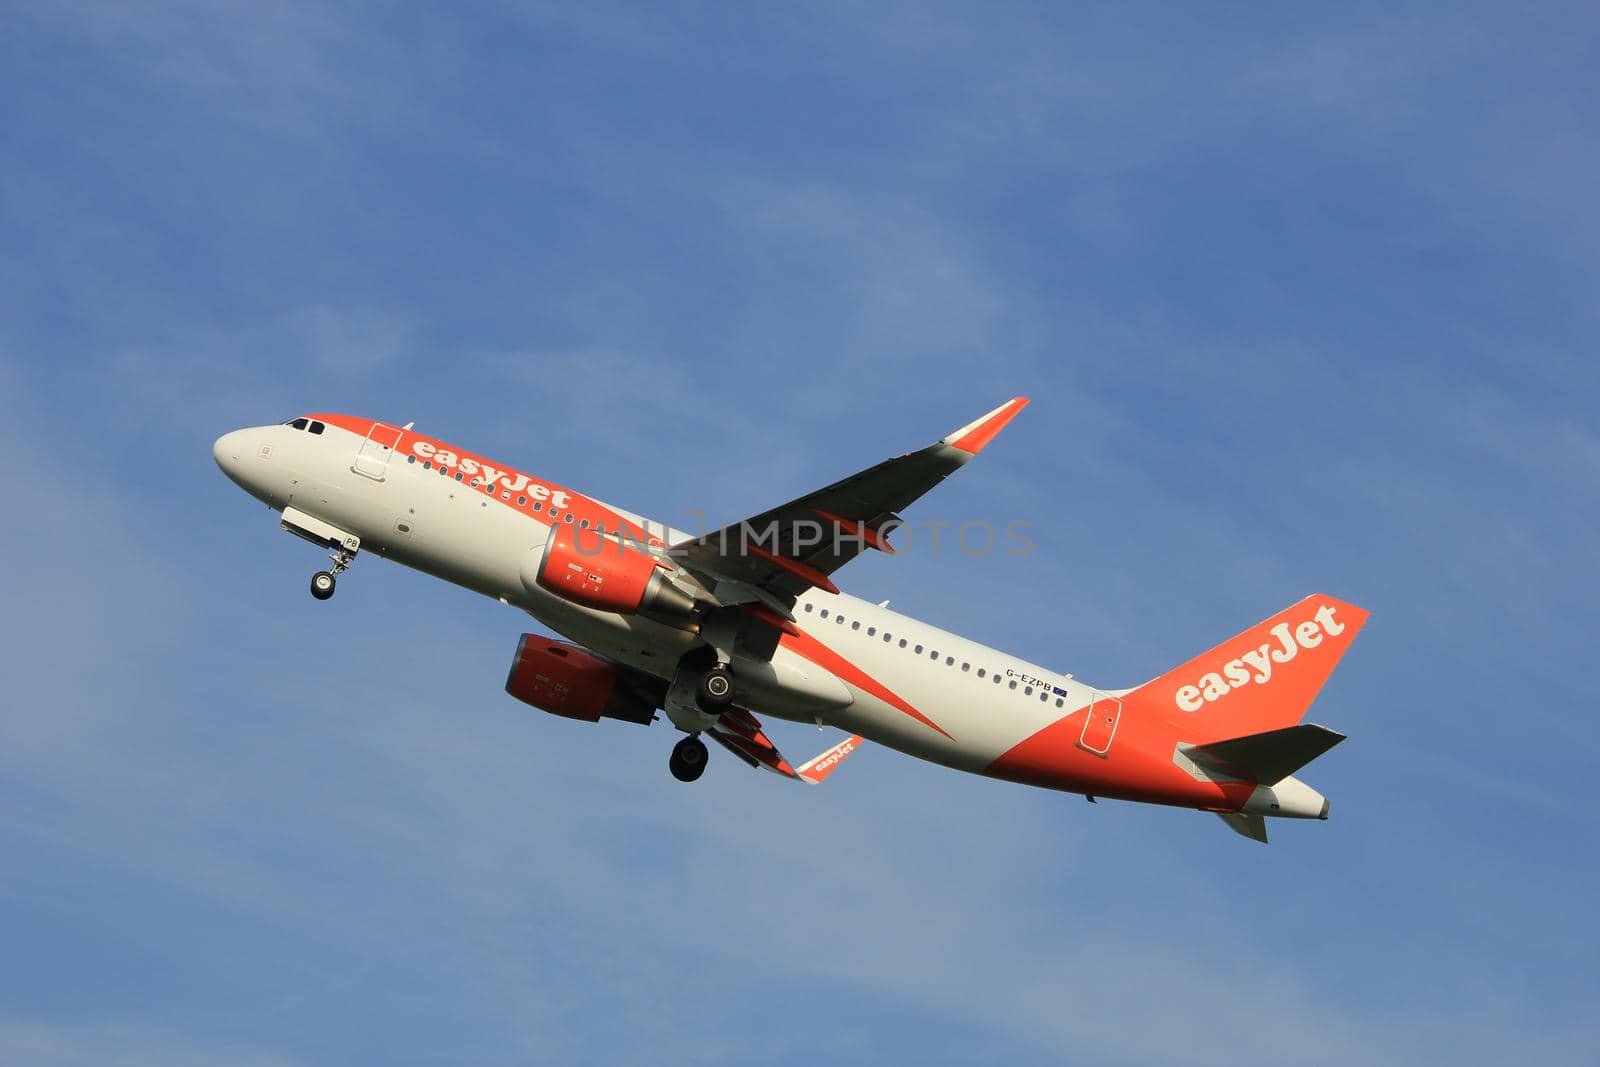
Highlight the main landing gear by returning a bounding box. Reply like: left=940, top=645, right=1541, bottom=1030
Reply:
left=663, top=652, right=737, bottom=782
left=696, top=665, right=734, bottom=711
left=309, top=545, right=357, bottom=601
left=669, top=735, right=709, bottom=782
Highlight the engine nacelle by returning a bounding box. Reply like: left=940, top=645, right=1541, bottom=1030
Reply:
left=503, top=634, right=656, bottom=725
left=524, top=525, right=698, bottom=621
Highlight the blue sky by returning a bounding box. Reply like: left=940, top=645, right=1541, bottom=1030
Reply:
left=2, top=3, right=1597, bottom=1064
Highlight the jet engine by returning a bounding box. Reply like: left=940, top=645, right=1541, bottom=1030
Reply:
left=524, top=525, right=698, bottom=622
left=503, top=634, right=657, bottom=725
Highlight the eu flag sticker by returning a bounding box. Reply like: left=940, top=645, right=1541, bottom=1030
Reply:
left=1052, top=686, right=1070, bottom=698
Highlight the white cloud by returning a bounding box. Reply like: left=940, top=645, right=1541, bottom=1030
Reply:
left=17, top=0, right=423, bottom=139
left=0, top=1021, right=305, bottom=1067
left=741, top=183, right=1001, bottom=361
left=289, top=305, right=415, bottom=376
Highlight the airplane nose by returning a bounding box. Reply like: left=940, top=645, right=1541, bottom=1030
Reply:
left=213, top=429, right=247, bottom=483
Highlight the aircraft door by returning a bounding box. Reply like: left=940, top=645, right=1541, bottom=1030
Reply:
left=352, top=422, right=404, bottom=481
left=1077, top=691, right=1122, bottom=758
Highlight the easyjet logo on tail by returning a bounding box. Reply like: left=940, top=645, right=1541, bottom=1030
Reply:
left=1174, top=604, right=1346, bottom=712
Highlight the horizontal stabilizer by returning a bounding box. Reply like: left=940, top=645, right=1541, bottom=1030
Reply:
left=1186, top=723, right=1346, bottom=786
left=1216, top=811, right=1270, bottom=843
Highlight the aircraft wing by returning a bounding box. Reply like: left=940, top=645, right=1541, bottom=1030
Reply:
left=707, top=707, right=864, bottom=785
left=672, top=397, right=1028, bottom=605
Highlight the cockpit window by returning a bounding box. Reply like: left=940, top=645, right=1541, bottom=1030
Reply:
left=308, top=421, right=325, bottom=434
left=290, top=418, right=309, bottom=430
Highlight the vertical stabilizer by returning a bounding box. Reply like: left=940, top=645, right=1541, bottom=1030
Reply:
left=1130, top=594, right=1368, bottom=743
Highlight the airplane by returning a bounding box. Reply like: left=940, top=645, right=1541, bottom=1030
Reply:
left=213, top=399, right=1367, bottom=843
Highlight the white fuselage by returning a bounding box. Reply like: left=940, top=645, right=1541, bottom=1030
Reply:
left=214, top=417, right=1109, bottom=778
left=216, top=410, right=1372, bottom=835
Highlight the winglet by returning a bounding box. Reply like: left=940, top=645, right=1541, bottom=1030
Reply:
left=796, top=734, right=865, bottom=785
left=941, top=397, right=1030, bottom=456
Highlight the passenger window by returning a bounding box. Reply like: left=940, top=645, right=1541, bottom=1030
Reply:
left=947, top=657, right=955, bottom=666
left=309, top=421, right=325, bottom=434
left=455, top=472, right=463, bottom=482
left=580, top=519, right=590, bottom=529
left=961, top=662, right=969, bottom=672
left=1025, top=686, right=1033, bottom=696
left=564, top=513, right=574, bottom=524
left=976, top=668, right=984, bottom=678
left=1040, top=692, right=1049, bottom=702
left=820, top=610, right=829, bottom=619
left=407, top=454, right=415, bottom=464
left=867, top=627, right=875, bottom=636
left=1010, top=681, right=1018, bottom=690
left=804, top=603, right=814, bottom=612
left=471, top=479, right=481, bottom=487
left=291, top=418, right=308, bottom=430
left=1055, top=698, right=1064, bottom=708
left=914, top=644, right=923, bottom=654
left=518, top=496, right=527, bottom=505
left=836, top=615, right=845, bottom=624
left=851, top=621, right=860, bottom=631
left=898, top=639, right=906, bottom=648
left=929, top=650, right=938, bottom=660
left=993, top=675, right=1002, bottom=684
left=534, top=502, right=543, bottom=512
left=501, top=491, right=510, bottom=500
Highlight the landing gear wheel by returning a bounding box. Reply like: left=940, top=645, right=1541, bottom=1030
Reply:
left=669, top=736, right=708, bottom=782
left=310, top=571, right=337, bottom=600
left=696, top=666, right=735, bottom=711
left=312, top=544, right=357, bottom=601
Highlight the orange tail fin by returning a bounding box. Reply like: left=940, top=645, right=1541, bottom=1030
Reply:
left=1129, top=595, right=1369, bottom=741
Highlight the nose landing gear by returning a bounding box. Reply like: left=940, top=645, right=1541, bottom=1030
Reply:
left=280, top=507, right=361, bottom=602
left=309, top=545, right=357, bottom=601
left=669, top=735, right=709, bottom=782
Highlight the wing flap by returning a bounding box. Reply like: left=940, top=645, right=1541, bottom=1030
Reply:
left=708, top=707, right=799, bottom=777
left=706, top=708, right=864, bottom=785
